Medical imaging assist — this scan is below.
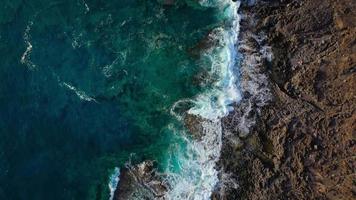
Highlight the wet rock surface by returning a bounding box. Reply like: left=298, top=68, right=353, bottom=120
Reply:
left=114, top=161, right=168, bottom=200
left=184, top=114, right=205, bottom=139
left=217, top=0, right=356, bottom=199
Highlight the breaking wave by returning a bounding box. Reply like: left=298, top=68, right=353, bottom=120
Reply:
left=108, top=1, right=241, bottom=199
left=164, top=1, right=241, bottom=199
left=108, top=167, right=120, bottom=200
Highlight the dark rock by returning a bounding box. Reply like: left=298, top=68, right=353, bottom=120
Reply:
left=184, top=114, right=205, bottom=139
left=188, top=29, right=221, bottom=58
left=162, top=0, right=175, bottom=6
left=114, top=161, right=168, bottom=200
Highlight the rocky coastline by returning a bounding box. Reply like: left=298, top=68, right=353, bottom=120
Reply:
left=217, top=0, right=355, bottom=199
left=113, top=0, right=355, bottom=199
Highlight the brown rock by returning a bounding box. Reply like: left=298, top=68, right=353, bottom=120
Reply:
left=216, top=0, right=356, bottom=199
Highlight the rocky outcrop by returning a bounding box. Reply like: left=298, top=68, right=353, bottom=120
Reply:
left=218, top=0, right=355, bottom=199
left=114, top=161, right=168, bottom=200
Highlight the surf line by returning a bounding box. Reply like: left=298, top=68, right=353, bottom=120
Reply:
left=164, top=1, right=241, bottom=199
left=107, top=1, right=241, bottom=199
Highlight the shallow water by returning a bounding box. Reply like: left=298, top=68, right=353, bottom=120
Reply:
left=0, top=0, right=240, bottom=199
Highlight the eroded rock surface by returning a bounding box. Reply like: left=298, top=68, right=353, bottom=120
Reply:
left=217, top=0, right=355, bottom=199
left=114, top=161, right=168, bottom=200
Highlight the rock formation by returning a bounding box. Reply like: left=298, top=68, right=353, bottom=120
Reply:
left=114, top=161, right=168, bottom=200
left=217, top=0, right=355, bottom=199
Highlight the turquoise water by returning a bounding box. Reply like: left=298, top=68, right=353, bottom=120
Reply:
left=0, top=0, right=240, bottom=199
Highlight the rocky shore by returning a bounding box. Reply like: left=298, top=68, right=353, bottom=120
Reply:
left=217, top=0, right=355, bottom=199
left=113, top=0, right=355, bottom=199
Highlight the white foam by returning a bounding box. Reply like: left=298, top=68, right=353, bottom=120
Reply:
left=164, top=1, right=241, bottom=200
left=108, top=167, right=120, bottom=200
left=21, top=21, right=36, bottom=70
left=198, top=0, right=231, bottom=7
left=188, top=1, right=241, bottom=120
left=237, top=33, right=273, bottom=135
left=82, top=0, right=90, bottom=13
left=102, top=52, right=127, bottom=78
left=164, top=120, right=222, bottom=200
left=61, top=82, right=97, bottom=102
left=106, top=1, right=241, bottom=199
left=170, top=98, right=195, bottom=120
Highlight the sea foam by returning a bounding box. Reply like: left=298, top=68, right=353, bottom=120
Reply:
left=165, top=1, right=241, bottom=199
left=108, top=167, right=120, bottom=200
left=21, top=21, right=36, bottom=70
left=188, top=1, right=241, bottom=120
left=107, top=1, right=241, bottom=199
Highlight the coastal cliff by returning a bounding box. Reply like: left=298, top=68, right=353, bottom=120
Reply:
left=217, top=0, right=355, bottom=199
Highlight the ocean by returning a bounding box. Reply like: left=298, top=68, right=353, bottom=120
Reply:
left=0, top=0, right=240, bottom=199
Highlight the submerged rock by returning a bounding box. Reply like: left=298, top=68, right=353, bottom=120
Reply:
left=159, top=0, right=175, bottom=6
left=188, top=29, right=222, bottom=57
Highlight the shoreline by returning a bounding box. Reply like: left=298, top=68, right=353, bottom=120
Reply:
left=112, top=1, right=242, bottom=199
left=112, top=0, right=355, bottom=199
